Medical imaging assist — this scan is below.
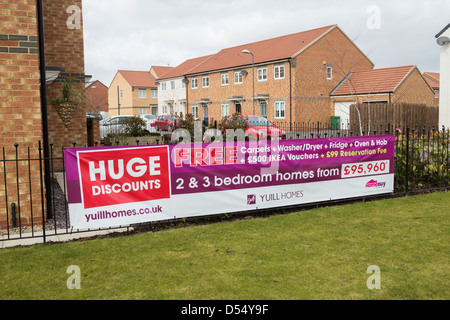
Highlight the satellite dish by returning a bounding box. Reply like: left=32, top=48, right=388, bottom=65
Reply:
left=436, top=36, right=450, bottom=46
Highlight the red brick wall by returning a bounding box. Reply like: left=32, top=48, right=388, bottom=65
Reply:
left=393, top=68, right=435, bottom=106
left=86, top=81, right=109, bottom=114
left=291, top=27, right=374, bottom=124
left=0, top=0, right=43, bottom=229
left=44, top=0, right=87, bottom=162
left=0, top=0, right=88, bottom=229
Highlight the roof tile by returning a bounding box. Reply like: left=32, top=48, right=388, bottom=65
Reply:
left=186, top=25, right=336, bottom=75
left=118, top=70, right=157, bottom=88
left=331, top=65, right=415, bottom=96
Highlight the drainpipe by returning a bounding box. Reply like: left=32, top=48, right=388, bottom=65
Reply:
left=36, top=0, right=53, bottom=220
left=289, top=60, right=292, bottom=130
left=185, top=77, right=189, bottom=115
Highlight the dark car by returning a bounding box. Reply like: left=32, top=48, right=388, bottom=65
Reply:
left=154, top=115, right=180, bottom=131
left=222, top=115, right=286, bottom=140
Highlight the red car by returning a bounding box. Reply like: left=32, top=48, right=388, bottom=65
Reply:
left=154, top=115, right=180, bottom=131
left=222, top=115, right=286, bottom=140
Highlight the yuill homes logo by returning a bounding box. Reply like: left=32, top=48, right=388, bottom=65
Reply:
left=365, top=179, right=387, bottom=189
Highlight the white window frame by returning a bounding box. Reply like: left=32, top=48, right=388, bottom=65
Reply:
left=258, top=67, right=267, bottom=82
left=260, top=101, right=267, bottom=118
left=274, top=65, right=285, bottom=80
left=138, top=89, right=146, bottom=99
left=234, top=71, right=243, bottom=84
left=327, top=65, right=333, bottom=80
left=161, top=83, right=167, bottom=91
left=202, top=76, right=209, bottom=88
left=139, top=108, right=147, bottom=115
left=171, top=81, right=175, bottom=90
left=151, top=89, right=158, bottom=99
left=191, top=78, right=198, bottom=89
left=192, top=105, right=199, bottom=119
left=162, top=105, right=168, bottom=114
left=221, top=73, right=229, bottom=86
left=221, top=104, right=229, bottom=118
left=275, top=101, right=285, bottom=119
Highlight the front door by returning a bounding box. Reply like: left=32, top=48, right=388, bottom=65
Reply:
left=260, top=101, right=267, bottom=118
left=235, top=102, right=241, bottom=114
left=203, top=104, right=209, bottom=127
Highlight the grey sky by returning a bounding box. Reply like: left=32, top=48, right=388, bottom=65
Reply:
left=82, top=0, right=450, bottom=86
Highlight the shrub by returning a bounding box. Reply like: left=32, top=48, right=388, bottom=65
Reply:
left=123, top=116, right=146, bottom=137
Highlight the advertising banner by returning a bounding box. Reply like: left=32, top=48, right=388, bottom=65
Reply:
left=64, top=135, right=395, bottom=229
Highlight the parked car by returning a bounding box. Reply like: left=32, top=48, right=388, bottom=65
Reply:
left=221, top=115, right=286, bottom=140
left=100, top=115, right=134, bottom=140
left=139, top=114, right=157, bottom=133
left=154, top=115, right=180, bottom=131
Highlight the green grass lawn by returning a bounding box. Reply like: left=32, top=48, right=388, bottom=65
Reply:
left=0, top=192, right=448, bottom=300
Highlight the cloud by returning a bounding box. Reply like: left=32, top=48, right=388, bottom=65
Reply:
left=82, top=0, right=449, bottom=85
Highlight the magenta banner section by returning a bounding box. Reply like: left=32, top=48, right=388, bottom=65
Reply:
left=169, top=135, right=395, bottom=195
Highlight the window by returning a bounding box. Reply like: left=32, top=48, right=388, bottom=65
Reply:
left=162, top=105, right=168, bottom=114
left=274, top=65, right=285, bottom=80
left=275, top=101, right=285, bottom=119
left=120, top=90, right=123, bottom=98
left=221, top=104, right=229, bottom=118
left=260, top=101, right=267, bottom=118
left=171, top=81, right=175, bottom=90
left=192, top=105, right=199, bottom=119
left=327, top=65, right=333, bottom=80
left=139, top=108, right=147, bottom=115
left=191, top=78, right=198, bottom=89
left=221, top=73, right=229, bottom=86
left=258, top=67, right=267, bottom=81
left=234, top=71, right=243, bottom=84
left=151, top=89, right=158, bottom=99
left=138, top=89, right=146, bottom=99
left=202, top=76, right=209, bottom=88
left=161, top=83, right=167, bottom=91
left=182, top=80, right=186, bottom=89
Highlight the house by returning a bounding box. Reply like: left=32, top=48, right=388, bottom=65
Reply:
left=423, top=72, right=440, bottom=105
left=86, top=80, right=109, bottom=116
left=156, top=55, right=214, bottom=117
left=330, top=65, right=436, bottom=125
left=183, top=24, right=374, bottom=126
left=436, top=23, right=450, bottom=128
left=150, top=66, right=174, bottom=79
left=108, top=70, right=158, bottom=116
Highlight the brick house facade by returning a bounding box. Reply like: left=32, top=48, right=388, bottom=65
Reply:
left=0, top=0, right=88, bottom=229
left=108, top=70, right=159, bottom=116
left=184, top=25, right=374, bottom=126
left=86, top=80, right=109, bottom=115
left=330, top=65, right=436, bottom=125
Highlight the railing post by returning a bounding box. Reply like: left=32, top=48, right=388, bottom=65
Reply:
left=405, top=126, right=410, bottom=194
left=38, top=141, right=46, bottom=244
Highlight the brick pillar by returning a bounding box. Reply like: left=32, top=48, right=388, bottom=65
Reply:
left=0, top=0, right=43, bottom=229
left=44, top=0, right=87, bottom=170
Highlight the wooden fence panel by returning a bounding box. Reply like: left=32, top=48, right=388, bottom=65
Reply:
left=350, top=103, right=439, bottom=133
